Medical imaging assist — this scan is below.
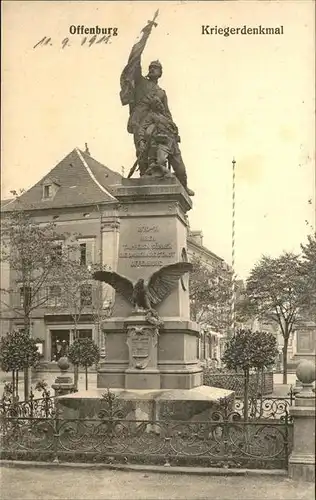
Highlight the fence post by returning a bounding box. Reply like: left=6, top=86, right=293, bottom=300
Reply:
left=292, top=378, right=303, bottom=396
left=288, top=360, right=315, bottom=482
left=288, top=385, right=295, bottom=405
left=52, top=357, right=75, bottom=397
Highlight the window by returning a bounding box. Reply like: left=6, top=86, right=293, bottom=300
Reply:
left=47, top=285, right=62, bottom=307
left=20, top=287, right=31, bottom=308
left=43, top=184, right=52, bottom=199
left=50, top=330, right=70, bottom=361
left=42, top=179, right=60, bottom=200
left=19, top=288, right=24, bottom=307
left=50, top=329, right=93, bottom=361
left=80, top=284, right=92, bottom=307
left=14, top=327, right=25, bottom=334
left=74, top=329, right=93, bottom=341
left=77, top=238, right=95, bottom=266
left=51, top=243, right=63, bottom=262
left=80, top=243, right=87, bottom=265
left=36, top=342, right=44, bottom=356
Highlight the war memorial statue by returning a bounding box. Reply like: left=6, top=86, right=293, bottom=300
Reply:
left=56, top=12, right=233, bottom=415
left=120, top=11, right=195, bottom=197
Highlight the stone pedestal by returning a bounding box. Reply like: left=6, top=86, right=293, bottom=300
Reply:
left=51, top=357, right=75, bottom=397
left=77, top=177, right=235, bottom=420
left=294, top=322, right=316, bottom=365
left=289, top=360, right=316, bottom=482
left=56, top=386, right=234, bottom=422
left=97, top=314, right=202, bottom=390
left=97, top=178, right=202, bottom=391
left=110, top=177, right=191, bottom=319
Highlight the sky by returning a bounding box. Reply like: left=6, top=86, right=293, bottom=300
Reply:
left=1, top=0, right=315, bottom=279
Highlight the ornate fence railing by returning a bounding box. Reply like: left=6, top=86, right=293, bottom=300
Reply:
left=0, top=415, right=292, bottom=470
left=0, top=391, right=56, bottom=419
left=0, top=395, right=293, bottom=470
left=0, top=395, right=294, bottom=421
left=0, top=397, right=56, bottom=419
left=234, top=395, right=294, bottom=420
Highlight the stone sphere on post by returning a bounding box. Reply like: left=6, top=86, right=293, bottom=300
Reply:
left=296, top=360, right=316, bottom=385
left=52, top=356, right=74, bottom=397
left=57, top=356, right=70, bottom=373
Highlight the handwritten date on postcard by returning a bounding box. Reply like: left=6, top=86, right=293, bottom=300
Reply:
left=33, top=35, right=112, bottom=49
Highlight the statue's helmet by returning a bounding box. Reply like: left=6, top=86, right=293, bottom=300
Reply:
left=147, top=60, right=163, bottom=78
left=149, top=60, right=162, bottom=69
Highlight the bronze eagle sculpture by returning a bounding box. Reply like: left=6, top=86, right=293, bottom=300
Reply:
left=93, top=262, right=192, bottom=311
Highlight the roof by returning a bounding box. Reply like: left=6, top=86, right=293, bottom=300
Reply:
left=79, top=150, right=122, bottom=188
left=187, top=236, right=224, bottom=264
left=1, top=149, right=123, bottom=212
left=1, top=199, right=14, bottom=208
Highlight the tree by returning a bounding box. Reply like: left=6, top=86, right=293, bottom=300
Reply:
left=68, top=338, right=100, bottom=390
left=0, top=202, right=74, bottom=399
left=222, top=329, right=278, bottom=420
left=0, top=330, right=40, bottom=399
left=1, top=195, right=111, bottom=396
left=240, top=253, right=305, bottom=384
left=300, top=233, right=316, bottom=318
left=50, top=260, right=104, bottom=388
left=189, top=257, right=232, bottom=333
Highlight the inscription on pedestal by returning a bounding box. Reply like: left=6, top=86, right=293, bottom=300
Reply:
left=119, top=224, right=176, bottom=268
left=126, top=326, right=158, bottom=370
left=132, top=332, right=150, bottom=358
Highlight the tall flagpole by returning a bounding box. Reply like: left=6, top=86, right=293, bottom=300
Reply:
left=231, top=157, right=236, bottom=336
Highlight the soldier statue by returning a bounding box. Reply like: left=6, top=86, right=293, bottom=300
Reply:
left=120, top=12, right=194, bottom=196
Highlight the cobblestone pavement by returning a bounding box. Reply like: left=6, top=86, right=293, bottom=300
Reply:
left=1, top=466, right=314, bottom=500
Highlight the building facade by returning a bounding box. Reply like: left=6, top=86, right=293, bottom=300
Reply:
left=1, top=148, right=228, bottom=366
left=187, top=230, right=230, bottom=366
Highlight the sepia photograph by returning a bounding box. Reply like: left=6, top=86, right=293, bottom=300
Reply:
left=1, top=1, right=315, bottom=499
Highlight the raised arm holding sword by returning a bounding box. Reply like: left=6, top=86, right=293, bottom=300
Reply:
left=119, top=11, right=194, bottom=196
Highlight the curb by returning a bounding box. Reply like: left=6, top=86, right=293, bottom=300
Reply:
left=0, top=460, right=288, bottom=477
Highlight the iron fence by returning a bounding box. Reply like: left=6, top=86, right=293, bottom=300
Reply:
left=0, top=416, right=292, bottom=469
left=0, top=390, right=56, bottom=419
left=0, top=397, right=293, bottom=470
left=0, top=395, right=293, bottom=421
left=234, top=394, right=294, bottom=420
